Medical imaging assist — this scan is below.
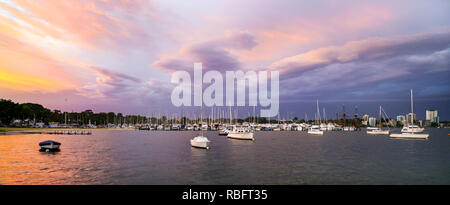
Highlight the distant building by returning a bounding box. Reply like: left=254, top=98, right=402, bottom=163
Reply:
left=396, top=115, right=406, bottom=125
left=397, top=115, right=405, bottom=122
left=426, top=110, right=438, bottom=123
left=406, top=113, right=416, bottom=124
left=362, top=114, right=369, bottom=126
left=362, top=114, right=369, bottom=122
left=368, top=117, right=376, bottom=127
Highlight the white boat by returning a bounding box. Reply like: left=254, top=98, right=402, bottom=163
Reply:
left=308, top=125, right=323, bottom=135
left=309, top=100, right=324, bottom=135
left=390, top=89, right=428, bottom=139
left=343, top=126, right=356, bottom=131
left=390, top=133, right=428, bottom=139
left=272, top=126, right=281, bottom=131
left=367, top=106, right=390, bottom=135
left=190, top=135, right=210, bottom=149
left=227, top=126, right=254, bottom=140
left=191, top=105, right=210, bottom=149
left=171, top=124, right=179, bottom=130
left=401, top=125, right=424, bottom=133
left=218, top=128, right=230, bottom=136
left=298, top=123, right=310, bottom=131
left=367, top=127, right=389, bottom=135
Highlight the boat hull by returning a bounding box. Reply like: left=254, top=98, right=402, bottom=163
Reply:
left=389, top=133, right=429, bottom=139
left=307, top=130, right=323, bottom=135
left=40, top=144, right=60, bottom=149
left=367, top=130, right=389, bottom=135
left=401, top=128, right=424, bottom=133
left=227, top=132, right=254, bottom=140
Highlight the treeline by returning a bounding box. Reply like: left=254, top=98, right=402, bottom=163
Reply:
left=0, top=99, right=150, bottom=126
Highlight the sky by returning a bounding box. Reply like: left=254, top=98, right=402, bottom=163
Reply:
left=0, top=0, right=449, bottom=120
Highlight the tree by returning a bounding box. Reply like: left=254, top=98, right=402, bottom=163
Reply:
left=0, top=99, right=18, bottom=125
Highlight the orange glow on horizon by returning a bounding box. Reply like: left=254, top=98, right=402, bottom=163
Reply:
left=0, top=69, right=75, bottom=92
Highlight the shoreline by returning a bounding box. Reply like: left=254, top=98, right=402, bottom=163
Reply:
left=0, top=127, right=135, bottom=136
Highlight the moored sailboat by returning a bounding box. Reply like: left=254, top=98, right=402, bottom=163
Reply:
left=390, top=89, right=428, bottom=139
left=367, top=106, right=390, bottom=135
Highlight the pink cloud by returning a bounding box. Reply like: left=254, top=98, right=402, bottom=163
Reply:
left=153, top=31, right=257, bottom=72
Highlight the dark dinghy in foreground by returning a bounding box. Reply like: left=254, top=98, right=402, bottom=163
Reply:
left=39, top=140, right=61, bottom=152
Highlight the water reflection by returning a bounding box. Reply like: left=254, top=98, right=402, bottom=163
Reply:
left=228, top=139, right=254, bottom=146
left=39, top=150, right=61, bottom=155
left=190, top=147, right=208, bottom=157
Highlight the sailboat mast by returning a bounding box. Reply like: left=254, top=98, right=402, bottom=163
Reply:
left=201, top=102, right=203, bottom=136
left=229, top=104, right=232, bottom=125
left=379, top=105, right=382, bottom=129
left=410, top=89, right=413, bottom=125
left=316, top=99, right=320, bottom=124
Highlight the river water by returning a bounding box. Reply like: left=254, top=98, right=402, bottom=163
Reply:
left=0, top=129, right=449, bottom=184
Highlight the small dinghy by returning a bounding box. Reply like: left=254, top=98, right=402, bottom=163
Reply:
left=39, top=140, right=61, bottom=152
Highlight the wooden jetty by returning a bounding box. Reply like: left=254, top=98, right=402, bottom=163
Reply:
left=45, top=130, right=92, bottom=135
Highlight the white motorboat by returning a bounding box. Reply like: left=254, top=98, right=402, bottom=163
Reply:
left=227, top=125, right=254, bottom=140
left=186, top=125, right=194, bottom=130
left=401, top=125, right=424, bottom=133
left=308, top=125, right=323, bottom=135
left=191, top=105, right=211, bottom=149
left=218, top=128, right=230, bottom=136
left=190, top=135, right=210, bottom=149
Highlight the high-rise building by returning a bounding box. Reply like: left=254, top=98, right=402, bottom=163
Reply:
left=406, top=113, right=416, bottom=124
left=426, top=110, right=438, bottom=123
left=368, top=117, right=376, bottom=127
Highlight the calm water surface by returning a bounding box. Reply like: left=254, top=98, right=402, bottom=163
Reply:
left=0, top=129, right=449, bottom=184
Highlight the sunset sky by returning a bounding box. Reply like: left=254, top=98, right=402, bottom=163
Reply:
left=0, top=0, right=449, bottom=120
